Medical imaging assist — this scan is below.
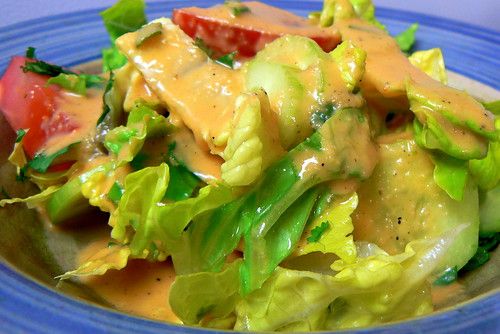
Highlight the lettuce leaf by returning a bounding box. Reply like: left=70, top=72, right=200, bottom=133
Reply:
left=353, top=137, right=479, bottom=271
left=234, top=238, right=444, bottom=331
left=329, top=41, right=367, bottom=92
left=104, top=103, right=170, bottom=164
left=57, top=244, right=131, bottom=279
left=409, top=48, right=448, bottom=84
left=221, top=90, right=284, bottom=186
left=295, top=192, right=357, bottom=263
left=395, top=23, right=418, bottom=53
left=240, top=187, right=320, bottom=295
left=164, top=143, right=201, bottom=201
left=174, top=108, right=376, bottom=294
left=408, top=79, right=494, bottom=160
left=169, top=260, right=241, bottom=327
left=100, top=0, right=147, bottom=72
left=478, top=186, right=500, bottom=233
left=469, top=117, right=500, bottom=190
left=110, top=163, right=170, bottom=260
left=432, top=153, right=469, bottom=201
left=319, top=0, right=385, bottom=29
left=0, top=186, right=59, bottom=209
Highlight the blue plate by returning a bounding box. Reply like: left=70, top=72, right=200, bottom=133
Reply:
left=0, top=1, right=499, bottom=333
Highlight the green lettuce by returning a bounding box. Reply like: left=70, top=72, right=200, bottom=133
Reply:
left=432, top=153, right=469, bottom=201
left=173, top=108, right=376, bottom=295
left=57, top=244, right=131, bottom=279
left=164, top=142, right=201, bottom=201
left=100, top=0, right=147, bottom=72
left=234, top=238, right=446, bottom=331
left=295, top=192, right=357, bottom=263
left=169, top=260, right=241, bottom=327
left=353, top=137, right=479, bottom=271
left=221, top=90, right=284, bottom=186
left=0, top=186, right=59, bottom=209
left=104, top=103, right=170, bottom=164
left=110, top=163, right=234, bottom=261
left=319, top=0, right=385, bottom=29
left=408, top=79, right=496, bottom=160
left=329, top=41, right=367, bottom=92
left=469, top=116, right=500, bottom=190
left=110, top=163, right=170, bottom=260
left=409, top=48, right=448, bottom=84
left=395, top=23, right=418, bottom=53
left=478, top=186, right=500, bottom=233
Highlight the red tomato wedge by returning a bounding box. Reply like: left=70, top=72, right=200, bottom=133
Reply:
left=172, top=1, right=341, bottom=58
left=0, top=56, right=78, bottom=158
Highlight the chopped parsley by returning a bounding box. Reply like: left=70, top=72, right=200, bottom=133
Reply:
left=225, top=0, right=251, bottom=16
left=434, top=266, right=458, bottom=286
left=15, top=129, right=28, bottom=143
left=307, top=221, right=330, bottom=243
left=25, top=145, right=72, bottom=174
left=22, top=60, right=72, bottom=77
left=194, top=37, right=214, bottom=58
left=460, top=232, right=500, bottom=272
left=108, top=181, right=125, bottom=204
left=25, top=46, right=36, bottom=58
left=216, top=51, right=237, bottom=69
left=395, top=23, right=419, bottom=53
left=98, top=71, right=115, bottom=125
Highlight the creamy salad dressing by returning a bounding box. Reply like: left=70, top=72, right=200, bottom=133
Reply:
left=78, top=238, right=180, bottom=322
left=116, top=19, right=244, bottom=154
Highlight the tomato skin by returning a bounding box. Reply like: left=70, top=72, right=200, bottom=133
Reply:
left=172, top=7, right=340, bottom=58
left=0, top=56, right=77, bottom=158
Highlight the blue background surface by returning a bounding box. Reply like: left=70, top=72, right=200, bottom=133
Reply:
left=0, top=0, right=499, bottom=31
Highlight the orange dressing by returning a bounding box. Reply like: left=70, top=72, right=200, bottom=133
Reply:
left=78, top=239, right=180, bottom=323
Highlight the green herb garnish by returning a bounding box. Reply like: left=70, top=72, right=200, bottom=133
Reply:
left=216, top=51, right=237, bottom=68
left=307, top=221, right=330, bottom=243
left=27, top=145, right=72, bottom=173
left=395, top=23, right=419, bottom=53
left=15, top=129, right=28, bottom=143
left=434, top=266, right=458, bottom=285
left=108, top=181, right=125, bottom=204
left=25, top=47, right=36, bottom=58
left=194, top=37, right=214, bottom=57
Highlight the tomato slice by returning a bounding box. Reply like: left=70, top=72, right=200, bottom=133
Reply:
left=0, top=56, right=78, bottom=158
left=172, top=1, right=340, bottom=58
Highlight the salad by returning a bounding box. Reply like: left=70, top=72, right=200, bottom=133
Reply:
left=0, top=0, right=499, bottom=331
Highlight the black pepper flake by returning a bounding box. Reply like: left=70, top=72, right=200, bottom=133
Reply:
left=321, top=163, right=325, bottom=167
left=397, top=217, right=402, bottom=225
left=156, top=278, right=161, bottom=282
left=396, top=236, right=399, bottom=240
